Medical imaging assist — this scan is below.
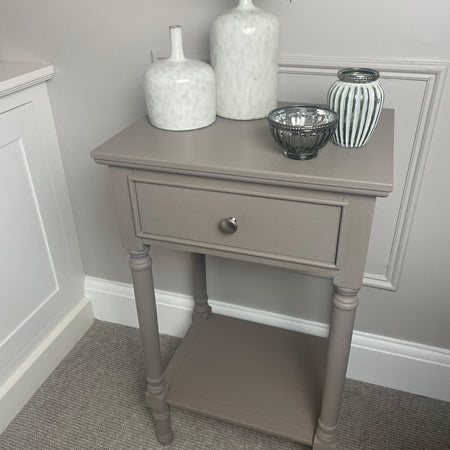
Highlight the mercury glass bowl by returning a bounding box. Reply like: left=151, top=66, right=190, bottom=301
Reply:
left=267, top=105, right=338, bottom=160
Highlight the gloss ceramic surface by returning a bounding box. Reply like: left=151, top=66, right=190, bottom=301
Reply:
left=144, top=26, right=216, bottom=131
left=210, top=0, right=279, bottom=120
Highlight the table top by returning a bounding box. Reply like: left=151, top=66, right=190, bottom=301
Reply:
left=91, top=108, right=394, bottom=197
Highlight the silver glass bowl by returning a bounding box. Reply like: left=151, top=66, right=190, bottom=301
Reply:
left=267, top=105, right=338, bottom=160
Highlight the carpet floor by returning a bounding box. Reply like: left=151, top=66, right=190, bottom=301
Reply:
left=1, top=320, right=449, bottom=449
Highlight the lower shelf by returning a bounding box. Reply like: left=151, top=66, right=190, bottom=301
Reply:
left=164, top=313, right=328, bottom=444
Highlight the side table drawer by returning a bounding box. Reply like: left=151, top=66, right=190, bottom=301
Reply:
left=131, top=180, right=344, bottom=268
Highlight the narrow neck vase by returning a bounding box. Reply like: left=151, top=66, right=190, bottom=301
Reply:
left=144, top=25, right=216, bottom=131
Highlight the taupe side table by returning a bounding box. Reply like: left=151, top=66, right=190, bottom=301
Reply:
left=91, top=109, right=393, bottom=449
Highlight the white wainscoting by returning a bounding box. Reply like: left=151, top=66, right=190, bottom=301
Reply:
left=0, top=63, right=94, bottom=433
left=86, top=276, right=450, bottom=402
left=153, top=51, right=448, bottom=291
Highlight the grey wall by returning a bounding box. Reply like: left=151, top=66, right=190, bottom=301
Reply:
left=1, top=0, right=449, bottom=349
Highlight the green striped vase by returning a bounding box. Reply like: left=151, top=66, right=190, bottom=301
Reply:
left=327, top=68, right=384, bottom=148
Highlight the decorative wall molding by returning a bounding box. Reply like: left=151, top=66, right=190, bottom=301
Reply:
left=277, top=55, right=448, bottom=290
left=86, top=276, right=450, bottom=402
left=152, top=51, right=448, bottom=290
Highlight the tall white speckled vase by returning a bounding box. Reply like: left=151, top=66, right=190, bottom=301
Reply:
left=327, top=68, right=384, bottom=148
left=144, top=25, right=216, bottom=131
left=210, top=0, right=279, bottom=120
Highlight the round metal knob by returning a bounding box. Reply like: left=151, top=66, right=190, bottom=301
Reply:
left=219, top=217, right=238, bottom=234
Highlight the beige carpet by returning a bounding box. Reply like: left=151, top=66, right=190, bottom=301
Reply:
left=1, top=320, right=449, bottom=449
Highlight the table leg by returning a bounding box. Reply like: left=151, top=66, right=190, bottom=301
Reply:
left=313, top=285, right=359, bottom=450
left=191, top=253, right=212, bottom=320
left=128, top=246, right=173, bottom=445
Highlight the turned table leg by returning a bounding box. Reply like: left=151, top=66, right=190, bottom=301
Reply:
left=128, top=246, right=173, bottom=445
left=313, top=285, right=359, bottom=450
left=191, top=253, right=212, bottom=320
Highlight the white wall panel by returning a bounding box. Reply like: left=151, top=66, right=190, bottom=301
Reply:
left=0, top=131, right=58, bottom=333
left=0, top=63, right=93, bottom=430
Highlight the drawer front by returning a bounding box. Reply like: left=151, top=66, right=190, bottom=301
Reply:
left=132, top=180, right=343, bottom=267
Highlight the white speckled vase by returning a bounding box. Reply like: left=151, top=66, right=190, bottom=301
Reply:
left=144, top=25, right=216, bottom=131
left=327, top=68, right=384, bottom=148
left=210, top=0, right=279, bottom=120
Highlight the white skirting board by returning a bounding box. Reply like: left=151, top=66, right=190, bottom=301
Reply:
left=85, top=276, right=450, bottom=402
left=0, top=298, right=94, bottom=434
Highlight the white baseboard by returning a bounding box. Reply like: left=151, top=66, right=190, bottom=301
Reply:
left=85, top=276, right=450, bottom=402
left=0, top=297, right=94, bottom=433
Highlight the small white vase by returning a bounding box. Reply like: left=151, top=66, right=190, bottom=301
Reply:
left=210, top=0, right=279, bottom=120
left=144, top=25, right=216, bottom=131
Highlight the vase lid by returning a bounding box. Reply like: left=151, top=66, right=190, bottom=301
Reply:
left=337, top=68, right=380, bottom=83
